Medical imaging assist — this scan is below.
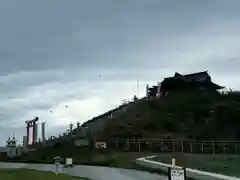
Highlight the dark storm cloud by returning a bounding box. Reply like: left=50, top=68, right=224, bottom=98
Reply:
left=1, top=0, right=240, bottom=74
left=1, top=0, right=240, bottom=145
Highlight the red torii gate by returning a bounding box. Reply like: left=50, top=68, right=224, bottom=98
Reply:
left=25, top=117, right=38, bottom=145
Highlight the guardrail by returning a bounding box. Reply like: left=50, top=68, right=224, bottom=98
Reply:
left=136, top=156, right=240, bottom=180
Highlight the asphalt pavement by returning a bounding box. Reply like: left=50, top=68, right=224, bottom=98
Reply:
left=0, top=162, right=167, bottom=180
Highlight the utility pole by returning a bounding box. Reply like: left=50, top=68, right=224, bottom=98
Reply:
left=137, top=80, right=139, bottom=98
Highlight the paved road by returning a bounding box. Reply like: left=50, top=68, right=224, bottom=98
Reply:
left=0, top=162, right=167, bottom=180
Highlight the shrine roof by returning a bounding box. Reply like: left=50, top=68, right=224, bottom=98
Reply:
left=164, top=71, right=210, bottom=81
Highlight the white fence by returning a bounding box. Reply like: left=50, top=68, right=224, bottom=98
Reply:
left=136, top=156, right=240, bottom=180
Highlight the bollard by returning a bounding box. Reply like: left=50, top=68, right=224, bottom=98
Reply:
left=172, top=158, right=176, bottom=167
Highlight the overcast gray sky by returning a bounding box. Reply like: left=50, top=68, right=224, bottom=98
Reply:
left=1, top=0, right=240, bottom=145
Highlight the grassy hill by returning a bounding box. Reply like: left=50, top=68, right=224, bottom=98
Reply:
left=4, top=89, right=240, bottom=175
left=99, top=90, right=240, bottom=140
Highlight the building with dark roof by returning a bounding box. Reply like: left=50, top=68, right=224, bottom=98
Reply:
left=147, top=71, right=224, bottom=97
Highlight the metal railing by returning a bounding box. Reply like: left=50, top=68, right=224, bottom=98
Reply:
left=105, top=139, right=240, bottom=154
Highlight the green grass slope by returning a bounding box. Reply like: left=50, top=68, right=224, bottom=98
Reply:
left=153, top=153, right=240, bottom=177
left=101, top=90, right=240, bottom=140
left=0, top=169, right=88, bottom=180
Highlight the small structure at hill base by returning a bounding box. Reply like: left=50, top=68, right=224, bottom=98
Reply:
left=53, top=156, right=64, bottom=175
left=147, top=71, right=224, bottom=98
left=5, top=135, right=23, bottom=158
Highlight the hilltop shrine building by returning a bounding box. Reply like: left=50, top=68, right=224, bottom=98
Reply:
left=147, top=71, right=224, bottom=97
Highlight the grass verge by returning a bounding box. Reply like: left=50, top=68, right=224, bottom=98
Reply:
left=0, top=169, right=89, bottom=180
left=152, top=153, right=240, bottom=177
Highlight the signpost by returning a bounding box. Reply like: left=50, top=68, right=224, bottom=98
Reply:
left=168, top=158, right=186, bottom=180
left=168, top=167, right=186, bottom=180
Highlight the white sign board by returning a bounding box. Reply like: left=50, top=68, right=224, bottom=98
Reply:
left=66, top=158, right=72, bottom=165
left=169, top=167, right=185, bottom=180
left=74, top=139, right=89, bottom=147
left=95, top=141, right=107, bottom=148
